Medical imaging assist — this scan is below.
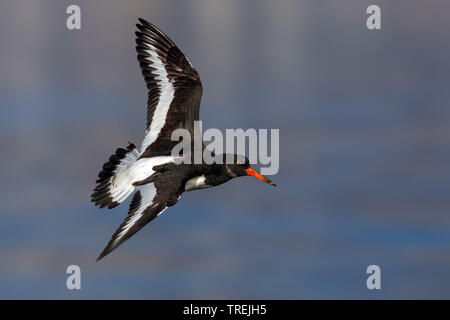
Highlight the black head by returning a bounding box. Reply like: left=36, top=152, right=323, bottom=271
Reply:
left=223, top=154, right=277, bottom=187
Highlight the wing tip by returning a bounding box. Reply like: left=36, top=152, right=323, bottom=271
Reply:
left=138, top=17, right=149, bottom=26
left=136, top=18, right=156, bottom=34
left=96, top=241, right=117, bottom=262
left=96, top=250, right=108, bottom=262
left=95, top=247, right=111, bottom=262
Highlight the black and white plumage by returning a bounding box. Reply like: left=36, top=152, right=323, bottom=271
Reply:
left=91, top=18, right=276, bottom=261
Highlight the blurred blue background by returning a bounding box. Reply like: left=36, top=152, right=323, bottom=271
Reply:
left=1, top=0, right=450, bottom=299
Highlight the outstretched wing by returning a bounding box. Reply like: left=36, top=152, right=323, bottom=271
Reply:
left=96, top=171, right=184, bottom=261
left=136, top=18, right=203, bottom=158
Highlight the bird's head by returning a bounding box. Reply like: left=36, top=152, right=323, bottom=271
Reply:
left=223, top=154, right=277, bottom=187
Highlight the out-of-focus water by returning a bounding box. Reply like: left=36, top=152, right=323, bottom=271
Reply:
left=1, top=0, right=450, bottom=299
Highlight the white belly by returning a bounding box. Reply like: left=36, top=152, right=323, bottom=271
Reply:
left=185, top=175, right=210, bottom=192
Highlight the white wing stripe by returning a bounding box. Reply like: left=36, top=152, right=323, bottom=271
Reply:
left=139, top=42, right=175, bottom=154
left=112, top=184, right=157, bottom=247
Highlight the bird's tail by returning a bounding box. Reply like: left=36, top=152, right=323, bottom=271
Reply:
left=91, top=142, right=139, bottom=209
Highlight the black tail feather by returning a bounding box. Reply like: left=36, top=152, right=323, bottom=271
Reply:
left=91, top=143, right=136, bottom=209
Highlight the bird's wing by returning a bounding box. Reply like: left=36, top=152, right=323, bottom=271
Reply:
left=96, top=170, right=184, bottom=261
left=136, top=18, right=203, bottom=159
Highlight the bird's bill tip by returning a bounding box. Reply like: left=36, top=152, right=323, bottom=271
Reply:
left=245, top=168, right=277, bottom=187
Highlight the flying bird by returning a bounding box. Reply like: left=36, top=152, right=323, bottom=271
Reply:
left=91, top=18, right=276, bottom=261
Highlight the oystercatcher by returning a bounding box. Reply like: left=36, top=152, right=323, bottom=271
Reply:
left=91, top=18, right=276, bottom=261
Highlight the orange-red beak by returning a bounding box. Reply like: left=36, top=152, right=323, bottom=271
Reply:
left=245, top=168, right=277, bottom=187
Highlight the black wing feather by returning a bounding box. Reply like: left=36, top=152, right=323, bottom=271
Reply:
left=96, top=170, right=185, bottom=261
left=135, top=18, right=203, bottom=158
